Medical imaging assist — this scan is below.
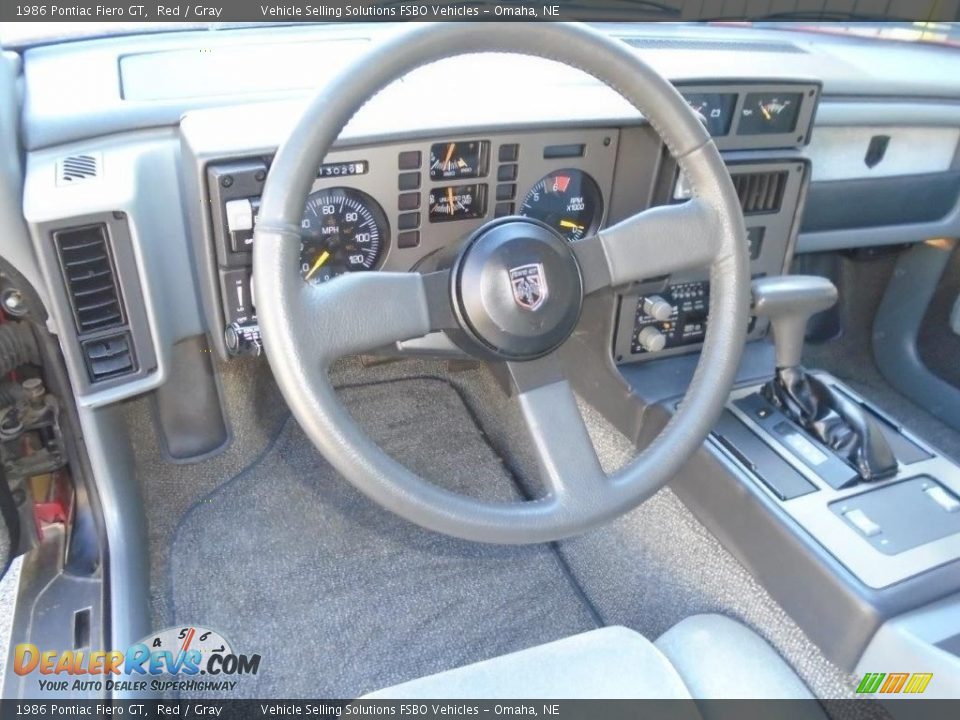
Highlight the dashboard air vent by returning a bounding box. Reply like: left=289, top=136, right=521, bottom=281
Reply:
left=81, top=333, right=136, bottom=381
left=53, top=224, right=125, bottom=334
left=731, top=170, right=788, bottom=214
left=56, top=153, right=101, bottom=186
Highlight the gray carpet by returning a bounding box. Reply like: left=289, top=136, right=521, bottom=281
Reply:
left=122, top=354, right=292, bottom=628
left=169, top=378, right=599, bottom=698
left=158, top=367, right=856, bottom=699
left=568, top=401, right=859, bottom=700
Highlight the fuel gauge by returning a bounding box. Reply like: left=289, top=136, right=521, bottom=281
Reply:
left=738, top=92, right=803, bottom=135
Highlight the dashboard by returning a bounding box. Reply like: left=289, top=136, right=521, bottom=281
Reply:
left=10, top=23, right=960, bottom=405
left=202, top=82, right=818, bottom=361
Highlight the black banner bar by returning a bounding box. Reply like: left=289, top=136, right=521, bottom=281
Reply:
left=2, top=0, right=960, bottom=24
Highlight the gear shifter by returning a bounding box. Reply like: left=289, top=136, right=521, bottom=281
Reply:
left=752, top=276, right=898, bottom=482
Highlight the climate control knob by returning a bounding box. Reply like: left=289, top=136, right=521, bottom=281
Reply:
left=642, top=295, right=674, bottom=321
left=638, top=326, right=667, bottom=353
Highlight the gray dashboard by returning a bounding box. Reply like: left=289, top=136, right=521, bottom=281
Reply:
left=6, top=22, right=960, bottom=407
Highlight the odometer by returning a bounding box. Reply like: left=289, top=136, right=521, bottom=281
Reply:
left=299, top=188, right=387, bottom=284
left=519, top=169, right=603, bottom=242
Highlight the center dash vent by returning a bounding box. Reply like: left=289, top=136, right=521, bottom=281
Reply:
left=56, top=153, right=101, bottom=186
left=54, top=224, right=125, bottom=334
left=730, top=170, right=788, bottom=214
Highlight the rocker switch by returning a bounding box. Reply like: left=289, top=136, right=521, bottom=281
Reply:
left=925, top=485, right=960, bottom=513
left=843, top=508, right=881, bottom=538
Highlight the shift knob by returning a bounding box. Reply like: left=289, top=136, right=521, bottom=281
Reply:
left=751, top=276, right=838, bottom=369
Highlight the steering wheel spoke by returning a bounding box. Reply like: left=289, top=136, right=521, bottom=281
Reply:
left=507, top=356, right=607, bottom=505
left=573, top=198, right=721, bottom=294
left=297, top=269, right=454, bottom=363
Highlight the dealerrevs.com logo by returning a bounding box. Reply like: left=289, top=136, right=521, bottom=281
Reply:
left=14, top=626, right=261, bottom=694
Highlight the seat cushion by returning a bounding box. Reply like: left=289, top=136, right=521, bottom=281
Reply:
left=365, top=626, right=692, bottom=699
left=655, top=614, right=816, bottom=699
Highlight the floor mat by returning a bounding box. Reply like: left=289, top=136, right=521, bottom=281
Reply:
left=169, top=378, right=598, bottom=698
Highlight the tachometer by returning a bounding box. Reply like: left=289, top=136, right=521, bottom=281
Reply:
left=299, top=188, right=388, bottom=285
left=519, top=169, right=603, bottom=242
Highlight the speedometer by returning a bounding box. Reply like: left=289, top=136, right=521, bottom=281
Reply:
left=300, top=188, right=388, bottom=284
left=519, top=169, right=603, bottom=242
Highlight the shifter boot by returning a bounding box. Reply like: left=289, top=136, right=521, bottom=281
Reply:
left=763, top=367, right=898, bottom=482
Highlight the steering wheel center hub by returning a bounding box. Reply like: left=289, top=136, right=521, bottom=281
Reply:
left=451, top=218, right=584, bottom=360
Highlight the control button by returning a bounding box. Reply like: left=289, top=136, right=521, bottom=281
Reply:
left=398, top=230, right=420, bottom=249
left=925, top=485, right=960, bottom=513
left=398, top=192, right=420, bottom=211
left=637, top=326, right=666, bottom=353
left=747, top=226, right=765, bottom=260
left=643, top=295, right=674, bottom=322
left=497, top=164, right=518, bottom=182
left=843, top=508, right=882, bottom=538
left=398, top=212, right=420, bottom=231
left=498, top=144, right=519, bottom=162
left=398, top=172, right=421, bottom=191
left=225, top=198, right=253, bottom=232
left=496, top=184, right=515, bottom=201
left=494, top=202, right=514, bottom=218
left=226, top=198, right=261, bottom=252
left=398, top=150, right=422, bottom=170
left=222, top=270, right=255, bottom=325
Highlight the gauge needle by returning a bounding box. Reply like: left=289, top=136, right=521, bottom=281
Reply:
left=444, top=143, right=456, bottom=168
left=304, top=250, right=331, bottom=280
left=447, top=187, right=455, bottom=212
left=559, top=219, right=584, bottom=231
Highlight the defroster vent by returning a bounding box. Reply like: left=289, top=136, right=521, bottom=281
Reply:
left=731, top=170, right=788, bottom=215
left=54, top=224, right=125, bottom=334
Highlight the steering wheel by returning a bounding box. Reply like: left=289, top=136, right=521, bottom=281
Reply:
left=253, top=22, right=749, bottom=544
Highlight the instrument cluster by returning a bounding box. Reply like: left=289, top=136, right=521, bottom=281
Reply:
left=284, top=129, right=619, bottom=285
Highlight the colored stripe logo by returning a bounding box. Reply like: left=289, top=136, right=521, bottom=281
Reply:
left=857, top=672, right=933, bottom=694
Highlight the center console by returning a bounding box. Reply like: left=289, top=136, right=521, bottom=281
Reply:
left=617, top=276, right=960, bottom=677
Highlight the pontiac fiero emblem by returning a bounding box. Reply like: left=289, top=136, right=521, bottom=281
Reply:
left=509, top=263, right=548, bottom=311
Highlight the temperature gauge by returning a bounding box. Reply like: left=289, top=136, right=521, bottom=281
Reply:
left=429, top=141, right=490, bottom=180
left=738, top=92, right=803, bottom=135
left=428, top=184, right=487, bottom=223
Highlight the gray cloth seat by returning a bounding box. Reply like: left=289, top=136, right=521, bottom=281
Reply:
left=366, top=614, right=817, bottom=700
